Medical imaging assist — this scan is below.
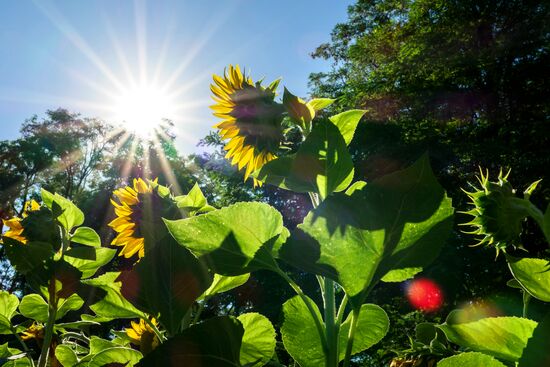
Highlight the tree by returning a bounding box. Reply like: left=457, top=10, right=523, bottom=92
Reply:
left=308, top=1, right=549, bottom=364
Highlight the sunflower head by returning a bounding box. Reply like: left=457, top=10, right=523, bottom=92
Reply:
left=21, top=322, right=44, bottom=341
left=461, top=169, right=532, bottom=252
left=125, top=318, right=160, bottom=354
left=1, top=200, right=42, bottom=245
left=109, top=178, right=178, bottom=259
left=211, top=65, right=284, bottom=186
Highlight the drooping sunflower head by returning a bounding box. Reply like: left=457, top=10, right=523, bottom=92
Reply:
left=460, top=169, right=531, bottom=253
left=1, top=200, right=41, bottom=245
left=125, top=317, right=160, bottom=353
left=109, top=178, right=178, bottom=259
left=211, top=64, right=284, bottom=186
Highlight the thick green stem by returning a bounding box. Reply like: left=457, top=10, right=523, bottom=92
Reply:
left=278, top=270, right=328, bottom=353
left=37, top=283, right=57, bottom=367
left=522, top=291, right=531, bottom=318
left=343, top=307, right=361, bottom=367
left=323, top=278, right=338, bottom=367
left=336, top=294, right=348, bottom=326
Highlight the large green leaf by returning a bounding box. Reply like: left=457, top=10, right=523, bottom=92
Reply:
left=438, top=311, right=537, bottom=362
left=199, top=273, right=250, bottom=300
left=19, top=294, right=48, bottom=323
left=255, top=119, right=354, bottom=199
left=381, top=267, right=423, bottom=282
left=88, top=347, right=143, bottom=367
left=338, top=304, right=389, bottom=360
left=56, top=293, right=84, bottom=319
left=507, top=256, right=550, bottom=302
left=63, top=247, right=116, bottom=279
left=165, top=202, right=284, bottom=275
left=438, top=352, right=507, bottom=367
left=0, top=343, right=32, bottom=367
left=328, top=110, right=366, bottom=145
left=118, top=236, right=213, bottom=336
left=138, top=316, right=244, bottom=367
left=238, top=313, right=276, bottom=367
left=55, top=345, right=78, bottom=367
left=81, top=272, right=145, bottom=321
left=307, top=98, right=335, bottom=112
left=41, top=189, right=84, bottom=230
left=70, top=227, right=100, bottom=247
left=280, top=155, right=454, bottom=306
left=519, top=310, right=550, bottom=367
left=281, top=295, right=325, bottom=367
left=0, top=291, right=19, bottom=334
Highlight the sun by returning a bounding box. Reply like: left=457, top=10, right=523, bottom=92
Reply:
left=111, top=84, right=177, bottom=138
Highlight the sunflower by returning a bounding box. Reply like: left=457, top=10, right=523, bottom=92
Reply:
left=125, top=318, right=159, bottom=353
left=1, top=200, right=41, bottom=244
left=21, top=322, right=44, bottom=341
left=109, top=178, right=157, bottom=259
left=211, top=64, right=284, bottom=186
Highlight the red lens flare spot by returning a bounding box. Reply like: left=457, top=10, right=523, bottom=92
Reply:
left=406, top=278, right=444, bottom=312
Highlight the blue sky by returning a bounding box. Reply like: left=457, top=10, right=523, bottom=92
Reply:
left=0, top=0, right=352, bottom=154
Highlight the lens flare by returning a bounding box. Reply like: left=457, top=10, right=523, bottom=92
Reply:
left=406, top=278, right=444, bottom=312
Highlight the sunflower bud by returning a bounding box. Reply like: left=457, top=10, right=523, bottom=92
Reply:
left=460, top=169, right=536, bottom=252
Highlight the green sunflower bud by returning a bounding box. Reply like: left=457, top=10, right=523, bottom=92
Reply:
left=460, top=169, right=538, bottom=252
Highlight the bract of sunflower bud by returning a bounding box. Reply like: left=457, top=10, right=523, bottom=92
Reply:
left=109, top=178, right=181, bottom=260
left=460, top=169, right=535, bottom=253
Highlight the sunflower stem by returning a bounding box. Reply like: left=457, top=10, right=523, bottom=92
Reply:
left=37, top=279, right=57, bottom=367
left=343, top=307, right=361, bottom=367
left=144, top=317, right=166, bottom=343
left=277, top=269, right=328, bottom=354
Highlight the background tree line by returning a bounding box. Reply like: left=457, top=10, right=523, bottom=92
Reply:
left=1, top=0, right=548, bottom=365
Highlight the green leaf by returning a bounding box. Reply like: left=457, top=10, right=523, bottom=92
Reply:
left=438, top=352, right=507, bottom=367
left=56, top=294, right=84, bottom=320
left=165, top=202, right=284, bottom=275
left=283, top=87, right=315, bottom=128
left=519, top=311, right=550, bottom=367
left=41, top=189, right=84, bottom=230
left=415, top=322, right=446, bottom=345
left=118, top=236, right=213, bottom=336
left=63, top=247, right=116, bottom=279
left=200, top=273, right=250, bottom=300
left=338, top=304, right=389, bottom=359
left=256, top=119, right=354, bottom=199
left=54, top=320, right=100, bottom=330
left=81, top=272, right=145, bottom=321
left=280, top=154, right=453, bottom=307
left=507, top=256, right=550, bottom=302
left=55, top=344, right=79, bottom=367
left=307, top=98, right=335, bottom=112
left=438, top=311, right=537, bottom=362
left=175, top=183, right=209, bottom=215
left=137, top=316, right=244, bottom=367
left=381, top=267, right=423, bottom=282
left=281, top=295, right=325, bottom=367
left=19, top=294, right=48, bottom=323
left=0, top=291, right=19, bottom=333
left=88, top=347, right=143, bottom=367
left=238, top=313, right=276, bottom=367
left=70, top=227, right=100, bottom=247
left=328, top=109, right=366, bottom=145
